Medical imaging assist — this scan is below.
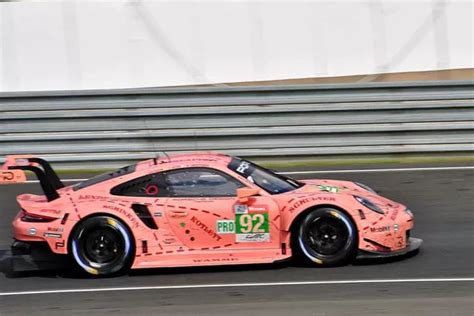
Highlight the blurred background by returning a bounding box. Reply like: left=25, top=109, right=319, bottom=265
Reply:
left=0, top=0, right=473, bottom=169
left=1, top=0, right=473, bottom=92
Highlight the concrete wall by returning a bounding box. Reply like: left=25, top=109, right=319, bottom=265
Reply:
left=1, top=0, right=472, bottom=92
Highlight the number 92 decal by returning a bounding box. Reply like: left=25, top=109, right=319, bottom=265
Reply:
left=236, top=213, right=270, bottom=242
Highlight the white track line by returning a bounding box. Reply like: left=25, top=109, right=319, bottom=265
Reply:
left=1, top=278, right=473, bottom=297
left=20, top=165, right=474, bottom=183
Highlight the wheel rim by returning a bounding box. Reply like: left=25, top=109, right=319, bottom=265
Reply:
left=82, top=227, right=124, bottom=264
left=303, top=216, right=349, bottom=256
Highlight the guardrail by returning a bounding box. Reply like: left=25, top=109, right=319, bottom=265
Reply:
left=1, top=80, right=473, bottom=168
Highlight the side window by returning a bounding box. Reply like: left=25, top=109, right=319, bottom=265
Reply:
left=163, top=168, right=245, bottom=197
left=110, top=173, right=167, bottom=197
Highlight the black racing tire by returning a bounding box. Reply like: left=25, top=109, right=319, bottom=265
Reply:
left=70, top=216, right=134, bottom=276
left=293, top=207, right=357, bottom=266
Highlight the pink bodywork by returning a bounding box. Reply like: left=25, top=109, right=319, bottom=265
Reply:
left=6, top=153, right=414, bottom=269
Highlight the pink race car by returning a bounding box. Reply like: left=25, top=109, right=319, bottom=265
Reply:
left=1, top=153, right=421, bottom=276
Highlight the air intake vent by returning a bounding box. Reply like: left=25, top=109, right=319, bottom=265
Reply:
left=131, top=204, right=158, bottom=229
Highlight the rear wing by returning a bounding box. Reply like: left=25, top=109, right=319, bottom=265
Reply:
left=0, top=155, right=64, bottom=201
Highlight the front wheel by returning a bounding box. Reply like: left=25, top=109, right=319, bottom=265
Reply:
left=293, top=208, right=357, bottom=266
left=70, top=216, right=134, bottom=276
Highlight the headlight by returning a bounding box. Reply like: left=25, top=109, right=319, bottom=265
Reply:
left=354, top=196, right=384, bottom=214
left=355, top=182, right=376, bottom=193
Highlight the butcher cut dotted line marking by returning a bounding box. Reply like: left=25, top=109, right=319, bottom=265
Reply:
left=66, top=193, right=81, bottom=218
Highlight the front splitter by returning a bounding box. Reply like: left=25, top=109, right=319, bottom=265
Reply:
left=356, top=237, right=423, bottom=260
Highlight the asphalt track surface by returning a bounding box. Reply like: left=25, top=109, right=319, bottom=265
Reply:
left=0, top=166, right=473, bottom=315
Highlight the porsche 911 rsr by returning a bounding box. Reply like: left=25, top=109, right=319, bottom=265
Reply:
left=0, top=153, right=422, bottom=276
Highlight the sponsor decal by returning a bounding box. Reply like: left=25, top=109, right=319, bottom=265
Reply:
left=79, top=195, right=109, bottom=201
left=179, top=222, right=186, bottom=228
left=248, top=205, right=267, bottom=212
left=236, top=233, right=270, bottom=242
left=163, top=238, right=177, bottom=244
left=370, top=226, right=390, bottom=233
left=216, top=220, right=235, bottom=234
left=44, top=232, right=62, bottom=238
left=236, top=212, right=270, bottom=242
left=190, top=216, right=222, bottom=241
left=318, top=185, right=339, bottom=193
left=193, top=257, right=238, bottom=263
left=234, top=204, right=248, bottom=214
left=0, top=171, right=14, bottom=181
left=102, top=204, right=140, bottom=228
left=287, top=196, right=336, bottom=213
left=47, top=227, right=64, bottom=233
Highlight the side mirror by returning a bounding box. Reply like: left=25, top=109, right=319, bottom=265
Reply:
left=236, top=187, right=260, bottom=204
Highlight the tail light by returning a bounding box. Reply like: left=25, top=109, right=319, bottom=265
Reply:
left=20, top=210, right=56, bottom=223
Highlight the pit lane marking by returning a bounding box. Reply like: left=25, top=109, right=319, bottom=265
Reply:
left=1, top=277, right=473, bottom=297
left=21, top=166, right=474, bottom=184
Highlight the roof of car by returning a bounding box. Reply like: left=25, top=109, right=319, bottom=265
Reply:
left=137, top=152, right=234, bottom=171
left=72, top=153, right=237, bottom=191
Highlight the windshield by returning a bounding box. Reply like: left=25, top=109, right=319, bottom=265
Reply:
left=72, top=164, right=137, bottom=191
left=228, top=158, right=302, bottom=194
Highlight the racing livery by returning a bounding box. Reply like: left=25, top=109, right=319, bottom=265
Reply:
left=1, top=153, right=422, bottom=276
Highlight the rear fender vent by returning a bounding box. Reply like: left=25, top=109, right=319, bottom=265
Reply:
left=131, top=204, right=158, bottom=229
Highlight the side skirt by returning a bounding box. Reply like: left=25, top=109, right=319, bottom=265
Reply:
left=132, top=249, right=291, bottom=269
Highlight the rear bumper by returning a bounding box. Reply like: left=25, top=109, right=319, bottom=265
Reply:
left=356, top=237, right=422, bottom=260
left=8, top=240, right=69, bottom=272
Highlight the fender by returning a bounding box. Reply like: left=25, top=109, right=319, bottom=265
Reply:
left=279, top=193, right=364, bottom=232
left=65, top=196, right=157, bottom=259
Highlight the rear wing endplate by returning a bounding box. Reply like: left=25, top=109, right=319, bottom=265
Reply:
left=0, top=155, right=64, bottom=201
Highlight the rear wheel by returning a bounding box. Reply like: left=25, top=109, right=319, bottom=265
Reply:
left=293, top=208, right=357, bottom=266
left=70, top=216, right=134, bottom=276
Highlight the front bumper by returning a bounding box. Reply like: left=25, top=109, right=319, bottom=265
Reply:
left=356, top=237, right=422, bottom=260
left=7, top=240, right=69, bottom=272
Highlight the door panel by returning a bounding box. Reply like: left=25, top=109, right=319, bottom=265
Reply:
left=165, top=196, right=280, bottom=252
